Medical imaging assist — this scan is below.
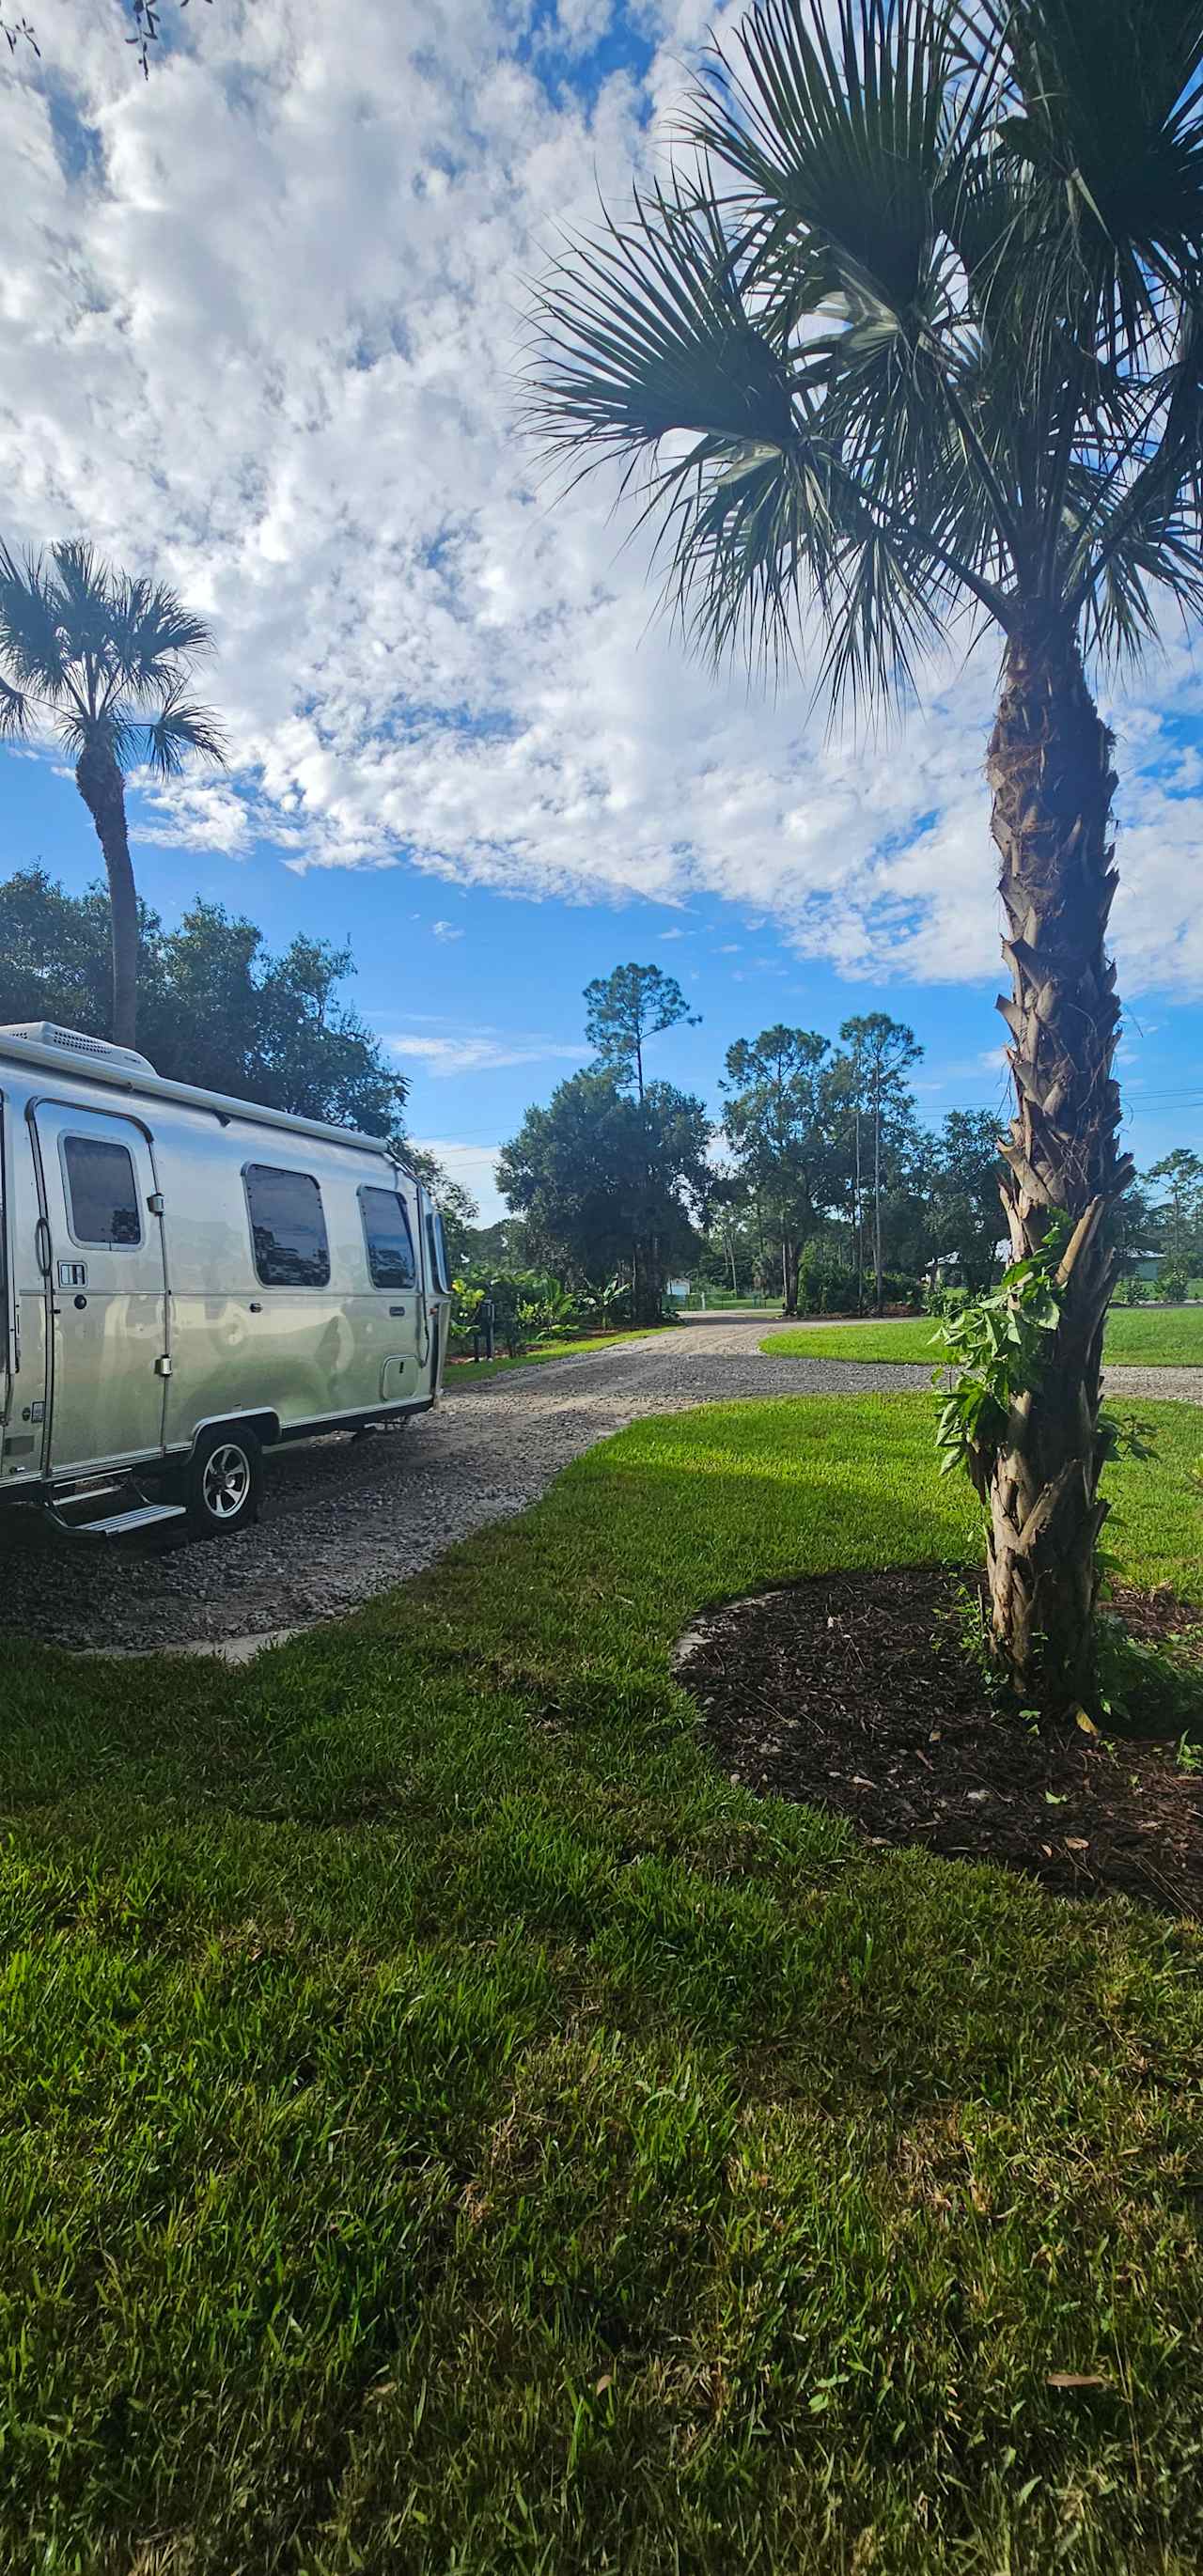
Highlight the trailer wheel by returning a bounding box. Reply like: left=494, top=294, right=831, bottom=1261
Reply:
left=186, top=1426, right=262, bottom=1538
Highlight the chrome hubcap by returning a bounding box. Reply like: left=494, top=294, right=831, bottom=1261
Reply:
left=202, top=1443, right=251, bottom=1521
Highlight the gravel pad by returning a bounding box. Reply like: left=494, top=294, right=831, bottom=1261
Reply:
left=0, top=1320, right=1194, bottom=1654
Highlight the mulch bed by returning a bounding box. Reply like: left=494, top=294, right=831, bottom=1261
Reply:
left=678, top=1567, right=1203, bottom=1916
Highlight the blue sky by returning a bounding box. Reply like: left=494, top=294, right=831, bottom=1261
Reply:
left=3, top=0, right=1203, bottom=1221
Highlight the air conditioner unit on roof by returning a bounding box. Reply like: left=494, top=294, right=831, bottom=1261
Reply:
left=0, top=1023, right=156, bottom=1074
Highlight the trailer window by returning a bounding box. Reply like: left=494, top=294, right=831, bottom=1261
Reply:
left=426, top=1208, right=450, bottom=1294
left=244, top=1163, right=330, bottom=1288
left=63, top=1135, right=142, bottom=1247
left=360, top=1186, right=416, bottom=1289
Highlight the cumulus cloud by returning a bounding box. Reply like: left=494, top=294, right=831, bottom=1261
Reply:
left=130, top=776, right=258, bottom=854
left=1, top=0, right=1201, bottom=993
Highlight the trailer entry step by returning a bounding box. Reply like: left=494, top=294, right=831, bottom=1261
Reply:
left=60, top=1502, right=188, bottom=1540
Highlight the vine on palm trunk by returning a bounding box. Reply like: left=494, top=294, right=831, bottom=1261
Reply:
left=932, top=1215, right=1070, bottom=1484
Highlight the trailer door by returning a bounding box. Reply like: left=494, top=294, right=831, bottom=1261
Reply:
left=357, top=1180, right=423, bottom=1402
left=31, top=1101, right=169, bottom=1476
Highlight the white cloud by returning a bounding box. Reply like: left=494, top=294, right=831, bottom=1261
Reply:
left=537, top=0, right=616, bottom=55
left=388, top=1026, right=583, bottom=1075
left=430, top=919, right=464, bottom=943
left=1, top=1, right=1201, bottom=993
left=130, top=776, right=257, bottom=854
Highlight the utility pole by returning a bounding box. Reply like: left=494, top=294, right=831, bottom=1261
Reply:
left=873, top=1066, right=883, bottom=1316
left=853, top=1069, right=864, bottom=1317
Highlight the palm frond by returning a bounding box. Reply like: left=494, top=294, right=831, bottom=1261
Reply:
left=691, top=0, right=970, bottom=320
left=48, top=539, right=119, bottom=674
left=0, top=543, right=76, bottom=699
left=53, top=705, right=142, bottom=768
left=992, top=0, right=1203, bottom=366
left=525, top=178, right=797, bottom=469
left=820, top=519, right=956, bottom=712
left=0, top=675, right=30, bottom=738
left=1065, top=304, right=1203, bottom=638
left=657, top=434, right=842, bottom=680
left=107, top=572, right=214, bottom=697
left=140, top=684, right=227, bottom=778
left=525, top=0, right=1203, bottom=700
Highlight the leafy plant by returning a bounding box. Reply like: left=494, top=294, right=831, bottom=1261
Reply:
left=450, top=1268, right=604, bottom=1355
left=925, top=1281, right=971, bottom=1322
left=933, top=1219, right=1071, bottom=1485
left=578, top=1274, right=633, bottom=1333
left=1157, top=1270, right=1189, bottom=1304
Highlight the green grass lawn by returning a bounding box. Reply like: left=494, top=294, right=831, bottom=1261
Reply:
left=767, top=1304, right=1203, bottom=1367
left=445, top=1323, right=674, bottom=1385
left=3, top=1394, right=1202, bottom=2574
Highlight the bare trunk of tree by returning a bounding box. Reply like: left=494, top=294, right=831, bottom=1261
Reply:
left=985, top=617, right=1130, bottom=1714
left=75, top=739, right=138, bottom=1048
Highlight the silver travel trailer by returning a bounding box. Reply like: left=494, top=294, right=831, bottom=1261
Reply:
left=0, top=1022, right=452, bottom=1540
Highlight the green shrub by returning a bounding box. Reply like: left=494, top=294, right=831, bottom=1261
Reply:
left=1112, top=1275, right=1158, bottom=1308
left=1158, top=1269, right=1189, bottom=1304
left=576, top=1274, right=633, bottom=1332
left=795, top=1239, right=860, bottom=1314
left=924, top=1280, right=971, bottom=1321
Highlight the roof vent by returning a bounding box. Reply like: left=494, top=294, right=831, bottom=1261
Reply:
left=0, top=1023, right=156, bottom=1074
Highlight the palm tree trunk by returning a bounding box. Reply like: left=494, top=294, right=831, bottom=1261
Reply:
left=985, top=616, right=1131, bottom=1713
left=75, top=739, right=138, bottom=1048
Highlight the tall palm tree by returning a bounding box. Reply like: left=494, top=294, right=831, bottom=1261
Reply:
left=526, top=0, right=1203, bottom=1716
left=0, top=539, right=226, bottom=1048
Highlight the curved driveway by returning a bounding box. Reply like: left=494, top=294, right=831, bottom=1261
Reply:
left=1, top=1317, right=1195, bottom=1656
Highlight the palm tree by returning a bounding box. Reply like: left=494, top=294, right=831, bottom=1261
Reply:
left=0, top=540, right=226, bottom=1048
left=526, top=0, right=1203, bottom=1717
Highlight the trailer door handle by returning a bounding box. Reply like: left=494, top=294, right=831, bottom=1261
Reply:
left=249, top=1302, right=262, bottom=1314
left=390, top=1304, right=406, bottom=1317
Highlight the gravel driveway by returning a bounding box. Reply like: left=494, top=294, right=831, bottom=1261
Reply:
left=1, top=1317, right=1196, bottom=1656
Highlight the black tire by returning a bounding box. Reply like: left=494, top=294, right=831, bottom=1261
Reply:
left=186, top=1425, right=262, bottom=1538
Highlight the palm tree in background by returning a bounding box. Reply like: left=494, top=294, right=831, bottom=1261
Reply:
left=0, top=539, right=226, bottom=1048
left=526, top=0, right=1203, bottom=1716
